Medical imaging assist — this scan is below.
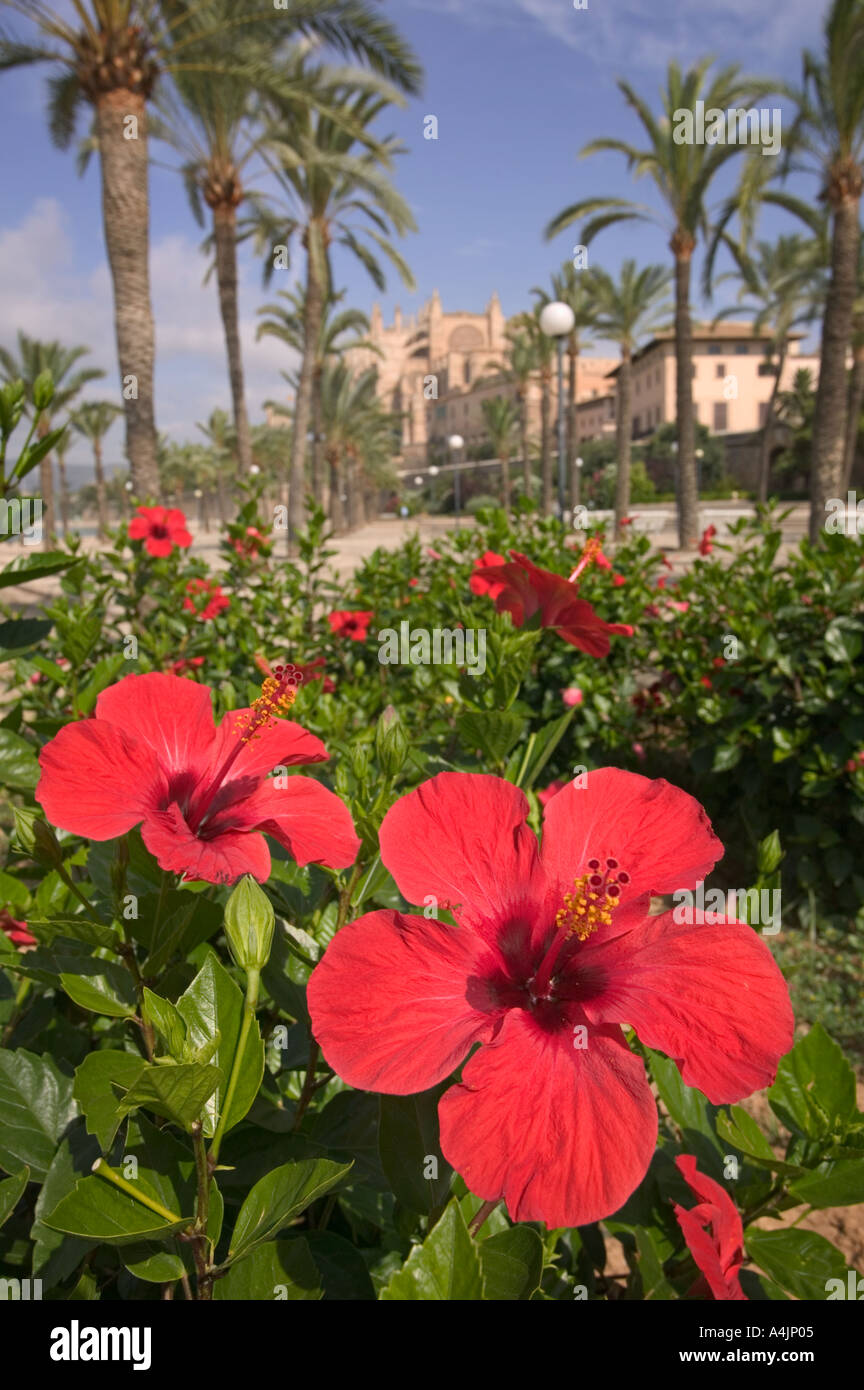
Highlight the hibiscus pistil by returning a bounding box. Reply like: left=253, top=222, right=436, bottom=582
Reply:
left=567, top=536, right=604, bottom=584
left=530, top=856, right=631, bottom=998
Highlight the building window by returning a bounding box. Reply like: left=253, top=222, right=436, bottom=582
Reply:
left=758, top=361, right=779, bottom=376
left=713, top=402, right=728, bottom=431
left=715, top=363, right=726, bottom=377
left=707, top=344, right=723, bottom=355
left=735, top=344, right=749, bottom=354
left=464, top=360, right=471, bottom=385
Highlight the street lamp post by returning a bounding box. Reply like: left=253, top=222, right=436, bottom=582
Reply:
left=539, top=301, right=576, bottom=524
left=448, top=434, right=464, bottom=526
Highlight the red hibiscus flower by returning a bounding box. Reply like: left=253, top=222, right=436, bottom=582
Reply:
left=308, top=769, right=792, bottom=1228
left=328, top=610, right=373, bottom=641
left=128, top=506, right=192, bottom=558
left=469, top=551, right=507, bottom=598
left=232, top=526, right=271, bottom=559
left=0, top=906, right=35, bottom=950
left=184, top=579, right=230, bottom=623
left=36, top=672, right=360, bottom=885
left=562, top=686, right=583, bottom=708
left=536, top=778, right=567, bottom=807
left=699, top=525, right=717, bottom=556
left=169, top=656, right=205, bottom=679
left=612, top=573, right=627, bottom=587
left=673, top=1155, right=747, bottom=1300
left=472, top=549, right=633, bottom=658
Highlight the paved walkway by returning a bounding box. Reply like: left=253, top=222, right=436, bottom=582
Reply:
left=0, top=502, right=811, bottom=616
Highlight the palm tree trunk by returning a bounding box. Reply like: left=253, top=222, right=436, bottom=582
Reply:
left=93, top=438, right=108, bottom=538
left=614, top=347, right=633, bottom=539
left=842, top=339, right=864, bottom=489
left=672, top=237, right=698, bottom=547
left=329, top=449, right=345, bottom=531
left=500, top=450, right=511, bottom=510
left=519, top=391, right=531, bottom=497
left=216, top=473, right=227, bottom=524
left=540, top=371, right=552, bottom=514
left=570, top=348, right=581, bottom=509
left=95, top=91, right=159, bottom=498
left=810, top=194, right=861, bottom=541
left=212, top=204, right=252, bottom=478
left=288, top=234, right=325, bottom=548
left=758, top=340, right=788, bottom=503
left=311, top=366, right=325, bottom=504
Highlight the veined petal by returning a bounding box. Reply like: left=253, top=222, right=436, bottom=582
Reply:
left=438, top=1012, right=658, bottom=1227
left=37, top=720, right=167, bottom=840
left=580, top=911, right=794, bottom=1102
left=243, top=777, right=360, bottom=870
left=378, top=772, right=548, bottom=948
left=308, top=909, right=498, bottom=1094
left=141, top=803, right=271, bottom=885
left=95, top=673, right=217, bottom=783
left=211, top=711, right=329, bottom=786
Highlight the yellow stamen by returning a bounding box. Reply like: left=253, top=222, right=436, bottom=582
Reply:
left=555, top=873, right=617, bottom=942
left=237, top=672, right=300, bottom=744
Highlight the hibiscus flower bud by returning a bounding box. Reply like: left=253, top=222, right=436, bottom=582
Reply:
left=12, top=806, right=63, bottom=868
left=224, top=875, right=275, bottom=973
left=376, top=705, right=408, bottom=777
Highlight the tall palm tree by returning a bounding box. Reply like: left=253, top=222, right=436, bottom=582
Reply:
left=494, top=329, right=539, bottom=499
left=256, top=285, right=375, bottom=504
left=0, top=333, right=104, bottom=546
left=844, top=245, right=864, bottom=486
left=481, top=396, right=519, bottom=510
left=72, top=399, right=122, bottom=536
left=0, top=0, right=421, bottom=496
left=533, top=264, right=599, bottom=508
left=515, top=306, right=558, bottom=514
left=250, top=81, right=416, bottom=546
left=546, top=59, right=775, bottom=548
left=583, top=261, right=671, bottom=537
left=709, top=234, right=827, bottom=501
left=319, top=362, right=395, bottom=531
left=196, top=407, right=236, bottom=522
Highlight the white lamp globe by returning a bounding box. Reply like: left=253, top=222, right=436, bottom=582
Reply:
left=428, top=465, right=440, bottom=477
left=448, top=434, right=464, bottom=449
left=539, top=301, right=576, bottom=338
left=413, top=475, right=424, bottom=485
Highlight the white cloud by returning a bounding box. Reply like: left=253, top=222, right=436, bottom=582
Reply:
left=0, top=199, right=300, bottom=469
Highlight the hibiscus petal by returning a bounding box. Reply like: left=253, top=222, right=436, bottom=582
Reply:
left=580, top=911, right=794, bottom=1102
left=36, top=720, right=167, bottom=839
left=308, top=909, right=497, bottom=1093
left=676, top=1154, right=744, bottom=1278
left=210, top=712, right=329, bottom=786
left=141, top=803, right=271, bottom=884
left=243, top=777, right=360, bottom=870
left=541, top=768, right=723, bottom=928
left=378, top=772, right=548, bottom=946
left=95, top=673, right=217, bottom=782
left=438, top=1013, right=658, bottom=1227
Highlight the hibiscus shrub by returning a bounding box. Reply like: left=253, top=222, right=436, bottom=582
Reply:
left=0, top=495, right=862, bottom=1302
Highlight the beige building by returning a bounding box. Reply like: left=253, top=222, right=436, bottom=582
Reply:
left=607, top=323, right=820, bottom=440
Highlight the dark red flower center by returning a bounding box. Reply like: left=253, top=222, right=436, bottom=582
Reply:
left=150, top=523, right=169, bottom=539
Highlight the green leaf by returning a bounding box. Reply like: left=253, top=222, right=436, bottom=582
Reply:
left=0, top=727, right=40, bottom=789
left=123, top=1244, right=187, bottom=1284
left=0, top=552, right=75, bottom=589
left=378, top=1084, right=453, bottom=1213
left=76, top=655, right=126, bottom=717
left=633, top=1226, right=677, bottom=1300
left=59, top=610, right=102, bottom=667
left=299, top=1230, right=376, bottom=1300
left=73, top=1051, right=146, bottom=1152
left=142, top=988, right=188, bottom=1061
left=214, top=1239, right=322, bottom=1300
left=119, top=1062, right=223, bottom=1131
left=0, top=617, right=53, bottom=660
left=60, top=959, right=138, bottom=1018
left=824, top=617, right=862, bottom=664
left=509, top=710, right=575, bottom=789
left=767, top=1024, right=857, bottom=1139
left=647, top=1048, right=723, bottom=1154
left=228, top=1159, right=352, bottom=1264
left=788, top=1159, right=864, bottom=1209
left=28, top=915, right=121, bottom=952
left=0, top=1166, right=29, bottom=1228
left=717, top=1105, right=807, bottom=1178
left=134, top=890, right=223, bottom=976
left=745, top=1226, right=847, bottom=1300
left=757, top=830, right=783, bottom=875
left=479, top=1225, right=543, bottom=1300
left=0, top=1048, right=78, bottom=1179
left=457, top=710, right=525, bottom=765
left=177, top=953, right=264, bottom=1138
left=43, top=1116, right=195, bottom=1246
left=380, top=1200, right=485, bottom=1300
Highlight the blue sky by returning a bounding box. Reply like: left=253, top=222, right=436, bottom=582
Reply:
left=0, top=0, right=827, bottom=471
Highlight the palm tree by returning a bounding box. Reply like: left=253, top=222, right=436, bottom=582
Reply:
left=481, top=396, right=519, bottom=510
left=249, top=80, right=416, bottom=545
left=546, top=59, right=775, bottom=548
left=196, top=407, right=236, bottom=522
left=709, top=234, right=826, bottom=501
left=493, top=329, right=539, bottom=499
left=0, top=1, right=421, bottom=496
left=844, top=245, right=864, bottom=486
left=514, top=306, right=557, bottom=514
left=72, top=399, right=122, bottom=536
left=533, top=264, right=599, bottom=508
left=319, top=362, right=395, bottom=531
left=583, top=261, right=671, bottom=537
left=256, top=285, right=376, bottom=504
left=0, top=333, right=104, bottom=546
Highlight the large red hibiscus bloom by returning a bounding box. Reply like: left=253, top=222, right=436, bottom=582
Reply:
left=128, top=506, right=192, bottom=557
left=474, top=549, right=633, bottom=657
left=673, top=1155, right=747, bottom=1300
left=36, top=672, right=359, bottom=885
left=308, top=769, right=793, bottom=1228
